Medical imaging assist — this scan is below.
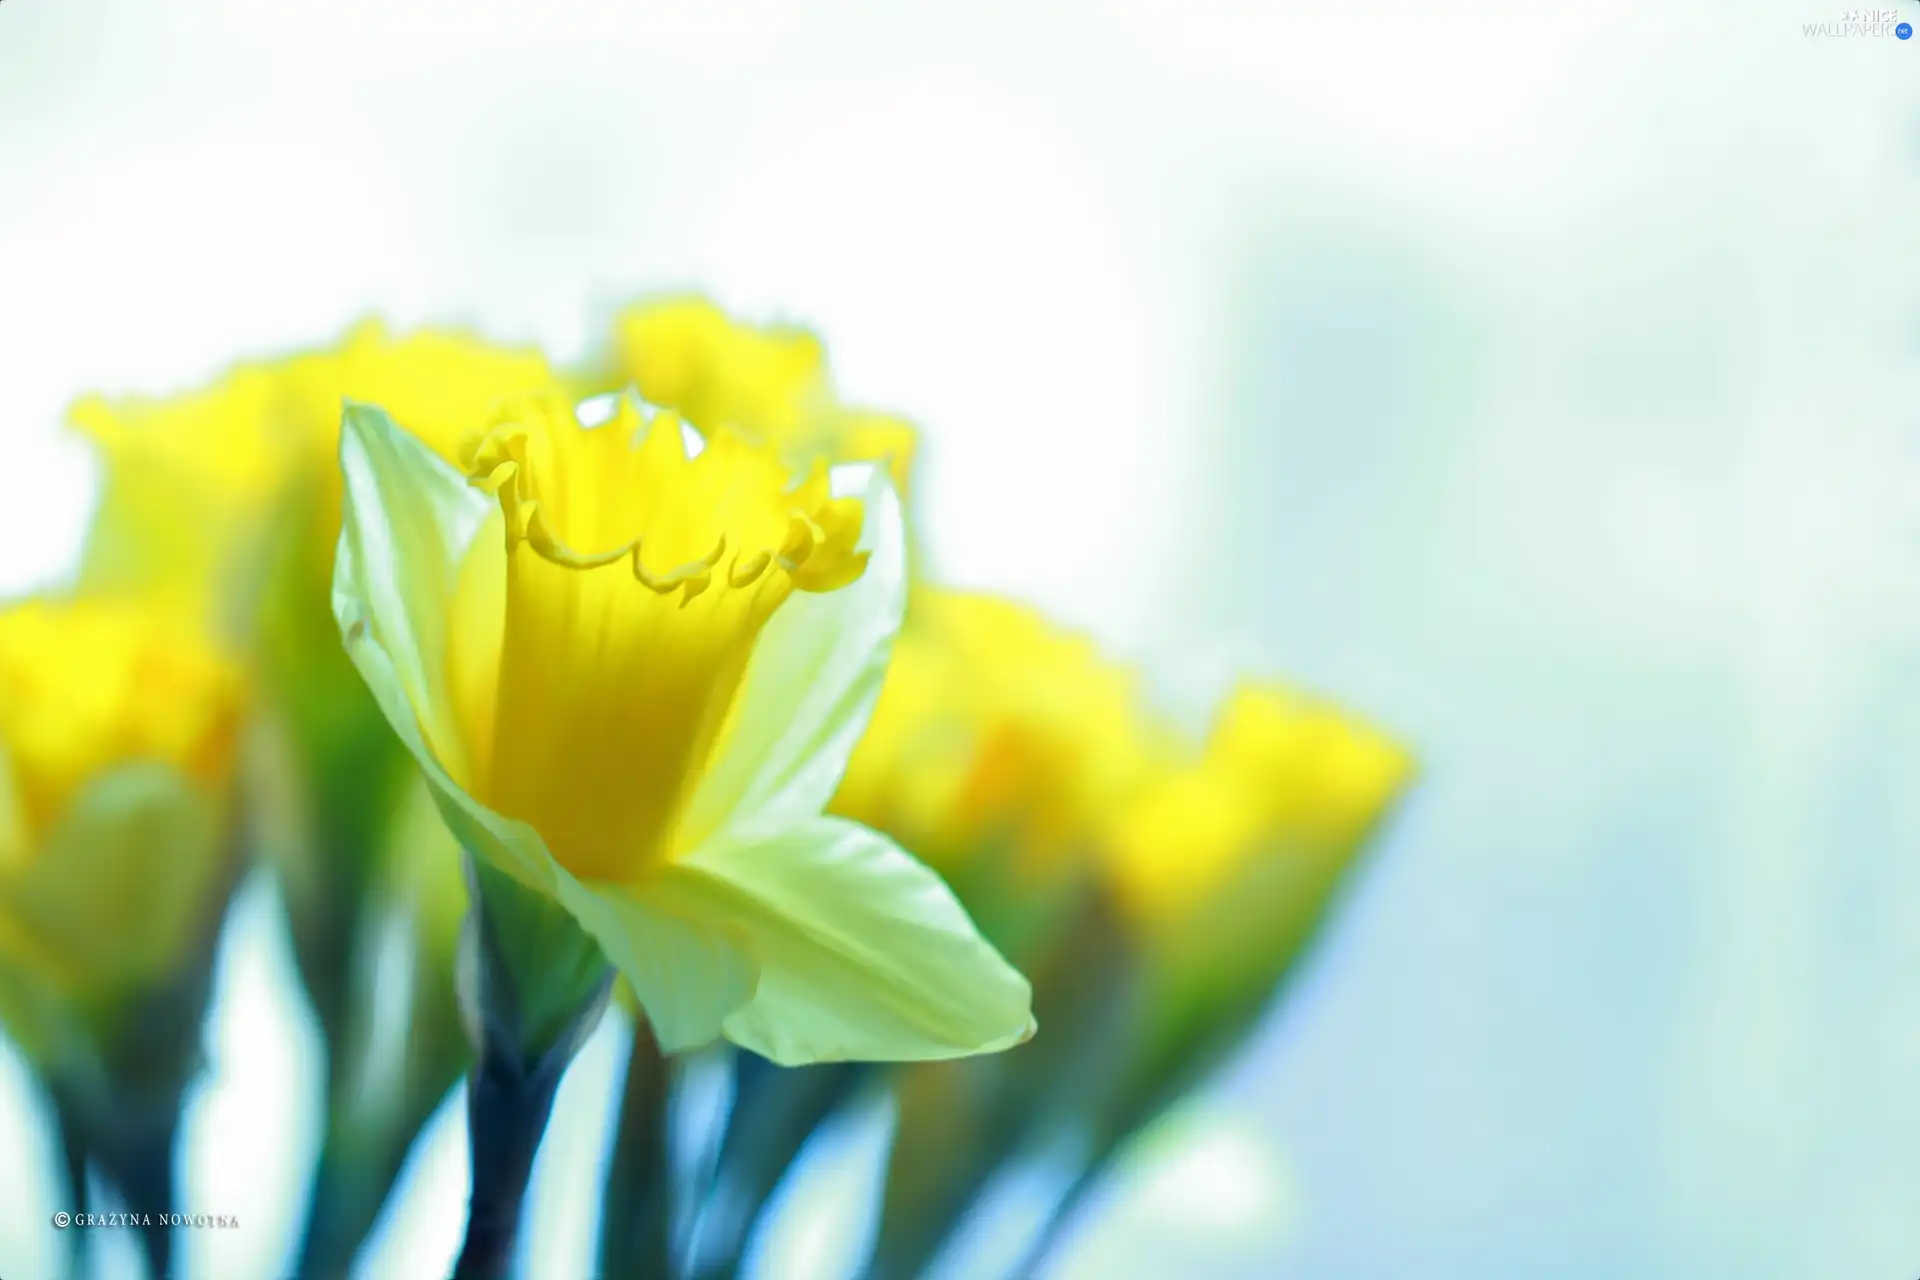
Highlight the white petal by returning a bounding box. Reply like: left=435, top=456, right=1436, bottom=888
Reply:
left=673, top=818, right=1035, bottom=1066
left=332, top=402, right=492, bottom=781
left=554, top=871, right=757, bottom=1054
left=681, top=468, right=907, bottom=849
left=333, top=402, right=556, bottom=892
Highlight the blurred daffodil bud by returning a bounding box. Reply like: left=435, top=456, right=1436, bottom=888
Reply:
left=1102, top=683, right=1412, bottom=1002
left=833, top=588, right=1158, bottom=952
left=333, top=393, right=1031, bottom=1066
left=69, top=366, right=301, bottom=640
left=0, top=591, right=246, bottom=1269
left=1074, top=684, right=1413, bottom=1176
left=967, top=686, right=1413, bottom=1280
left=0, top=597, right=246, bottom=1052
left=603, top=297, right=917, bottom=494
left=0, top=596, right=249, bottom=1280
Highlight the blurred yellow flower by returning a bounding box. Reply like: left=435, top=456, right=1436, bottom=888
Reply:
left=1101, top=684, right=1413, bottom=942
left=68, top=321, right=568, bottom=640
left=0, top=598, right=244, bottom=851
left=607, top=298, right=917, bottom=494
left=68, top=365, right=297, bottom=634
left=0, top=598, right=245, bottom=1035
left=831, top=589, right=1157, bottom=883
left=334, top=395, right=1031, bottom=1064
left=282, top=321, right=566, bottom=516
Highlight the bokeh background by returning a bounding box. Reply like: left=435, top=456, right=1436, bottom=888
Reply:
left=3, top=1, right=1918, bottom=1276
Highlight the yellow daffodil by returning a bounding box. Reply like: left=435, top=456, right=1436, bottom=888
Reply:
left=606, top=298, right=917, bottom=494
left=1101, top=683, right=1412, bottom=948
left=0, top=597, right=246, bottom=1056
left=68, top=319, right=567, bottom=646
left=69, top=365, right=300, bottom=636
left=332, top=393, right=1032, bottom=1066
left=831, top=589, right=1158, bottom=883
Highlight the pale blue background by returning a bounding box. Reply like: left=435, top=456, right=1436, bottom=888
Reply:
left=1, top=2, right=1917, bottom=1276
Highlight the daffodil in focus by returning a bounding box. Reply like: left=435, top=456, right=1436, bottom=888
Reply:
left=333, top=392, right=1032, bottom=1066
left=604, top=298, right=918, bottom=494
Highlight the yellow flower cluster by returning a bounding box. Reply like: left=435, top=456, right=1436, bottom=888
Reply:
left=0, top=294, right=1412, bottom=1280
left=835, top=589, right=1411, bottom=954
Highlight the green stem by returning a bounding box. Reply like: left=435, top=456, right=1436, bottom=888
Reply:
left=451, top=1042, right=569, bottom=1280
left=450, top=853, right=613, bottom=1279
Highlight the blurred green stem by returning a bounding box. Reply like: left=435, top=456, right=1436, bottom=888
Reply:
left=689, top=1057, right=862, bottom=1280
left=293, top=937, right=470, bottom=1277
left=597, top=1016, right=675, bottom=1280
left=863, top=1060, right=1006, bottom=1280
left=60, top=1076, right=182, bottom=1280
left=49, top=1088, right=90, bottom=1280
left=1004, top=1152, right=1112, bottom=1280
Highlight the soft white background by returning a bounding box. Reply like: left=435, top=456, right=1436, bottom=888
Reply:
left=2, top=1, right=1918, bottom=1276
